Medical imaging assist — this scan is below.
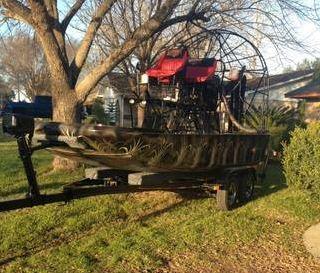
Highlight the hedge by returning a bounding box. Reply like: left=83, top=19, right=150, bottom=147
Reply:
left=282, top=122, right=320, bottom=194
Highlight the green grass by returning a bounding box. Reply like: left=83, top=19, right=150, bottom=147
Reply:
left=0, top=123, right=13, bottom=143
left=0, top=134, right=320, bottom=272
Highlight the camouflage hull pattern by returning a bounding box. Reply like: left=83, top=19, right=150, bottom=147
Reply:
left=34, top=122, right=269, bottom=173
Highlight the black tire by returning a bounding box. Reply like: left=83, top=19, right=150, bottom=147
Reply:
left=239, top=170, right=256, bottom=203
left=216, top=176, right=239, bottom=211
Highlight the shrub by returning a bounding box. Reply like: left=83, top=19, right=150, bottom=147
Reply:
left=282, top=122, right=320, bottom=194
left=92, top=100, right=109, bottom=124
left=83, top=99, right=109, bottom=125
left=245, top=105, right=303, bottom=154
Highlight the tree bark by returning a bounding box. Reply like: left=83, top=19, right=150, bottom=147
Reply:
left=52, top=90, right=81, bottom=123
left=51, top=79, right=81, bottom=171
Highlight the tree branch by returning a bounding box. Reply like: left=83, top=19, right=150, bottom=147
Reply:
left=157, top=11, right=209, bottom=33
left=28, top=0, right=70, bottom=86
left=42, top=0, right=68, bottom=59
left=0, top=0, right=33, bottom=25
left=61, top=0, right=86, bottom=32
left=44, top=0, right=59, bottom=20
left=69, top=0, right=117, bottom=86
left=75, top=0, right=181, bottom=101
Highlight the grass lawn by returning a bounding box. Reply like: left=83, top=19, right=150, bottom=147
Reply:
left=0, top=130, right=320, bottom=272
left=0, top=122, right=12, bottom=143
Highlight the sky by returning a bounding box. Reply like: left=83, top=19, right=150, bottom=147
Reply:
left=263, top=20, right=320, bottom=74
left=260, top=0, right=320, bottom=74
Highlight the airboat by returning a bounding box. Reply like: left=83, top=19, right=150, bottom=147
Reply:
left=1, top=28, right=269, bottom=211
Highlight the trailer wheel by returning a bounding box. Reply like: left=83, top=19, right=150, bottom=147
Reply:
left=239, top=170, right=256, bottom=202
left=216, top=176, right=239, bottom=211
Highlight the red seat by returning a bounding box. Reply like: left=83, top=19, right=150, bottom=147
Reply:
left=185, top=58, right=217, bottom=83
left=146, top=49, right=189, bottom=83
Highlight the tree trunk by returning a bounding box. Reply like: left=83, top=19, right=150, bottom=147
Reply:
left=52, top=90, right=81, bottom=124
left=51, top=80, right=81, bottom=171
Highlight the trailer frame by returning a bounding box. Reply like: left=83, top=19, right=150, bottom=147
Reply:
left=0, top=134, right=263, bottom=213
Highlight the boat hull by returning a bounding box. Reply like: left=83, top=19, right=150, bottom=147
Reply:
left=34, top=123, right=269, bottom=173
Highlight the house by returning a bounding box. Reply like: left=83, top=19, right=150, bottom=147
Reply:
left=247, top=69, right=314, bottom=108
left=255, top=68, right=320, bottom=123
left=267, top=69, right=314, bottom=107
left=85, top=72, right=137, bottom=127
left=285, top=80, right=320, bottom=123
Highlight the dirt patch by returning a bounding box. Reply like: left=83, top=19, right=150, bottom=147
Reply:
left=160, top=236, right=320, bottom=273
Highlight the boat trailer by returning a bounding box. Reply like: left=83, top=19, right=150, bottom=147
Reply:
left=0, top=131, right=261, bottom=213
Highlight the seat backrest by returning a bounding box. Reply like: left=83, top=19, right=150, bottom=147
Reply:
left=161, top=58, right=185, bottom=71
left=185, top=58, right=217, bottom=83
left=146, top=48, right=189, bottom=83
left=160, top=49, right=188, bottom=70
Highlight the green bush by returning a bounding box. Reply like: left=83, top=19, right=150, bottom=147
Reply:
left=92, top=100, right=109, bottom=124
left=282, top=122, right=320, bottom=194
left=84, top=99, right=109, bottom=125
left=245, top=105, right=304, bottom=154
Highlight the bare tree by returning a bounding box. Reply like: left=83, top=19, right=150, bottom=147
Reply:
left=0, top=1, right=207, bottom=118
left=0, top=77, right=12, bottom=110
left=0, top=32, right=51, bottom=100
left=0, top=77, right=10, bottom=95
left=91, top=0, right=319, bottom=80
left=204, top=0, right=319, bottom=63
left=76, top=0, right=207, bottom=88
